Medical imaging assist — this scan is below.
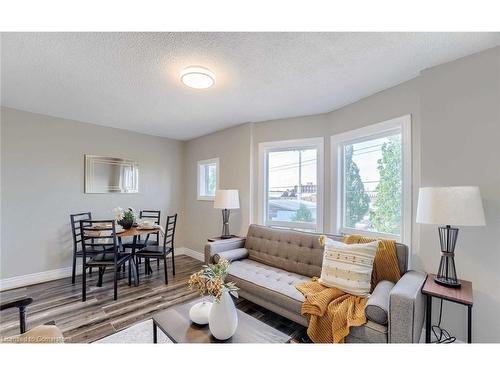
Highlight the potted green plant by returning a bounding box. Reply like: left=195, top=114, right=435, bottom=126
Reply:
left=114, top=207, right=136, bottom=229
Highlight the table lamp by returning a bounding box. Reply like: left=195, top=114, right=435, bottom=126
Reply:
left=214, top=189, right=240, bottom=239
left=416, top=186, right=486, bottom=288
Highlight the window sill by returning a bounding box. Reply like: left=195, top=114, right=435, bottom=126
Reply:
left=265, top=220, right=321, bottom=232
left=339, top=227, right=401, bottom=241
left=198, top=196, right=215, bottom=201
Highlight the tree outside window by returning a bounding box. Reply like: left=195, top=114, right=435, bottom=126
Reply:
left=344, top=144, right=370, bottom=228
left=370, top=135, right=401, bottom=235
left=342, top=133, right=402, bottom=236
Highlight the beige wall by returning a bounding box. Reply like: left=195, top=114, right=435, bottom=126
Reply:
left=418, top=47, right=500, bottom=343
left=0, top=107, right=185, bottom=278
left=184, top=79, right=421, bottom=252
left=251, top=78, right=421, bottom=245
left=181, top=123, right=253, bottom=251
left=182, top=46, right=499, bottom=342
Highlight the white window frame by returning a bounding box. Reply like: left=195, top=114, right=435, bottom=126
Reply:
left=258, top=137, right=324, bottom=232
left=331, top=115, right=412, bottom=245
left=197, top=157, right=219, bottom=201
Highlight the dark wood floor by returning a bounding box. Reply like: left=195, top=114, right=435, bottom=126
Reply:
left=0, top=255, right=307, bottom=343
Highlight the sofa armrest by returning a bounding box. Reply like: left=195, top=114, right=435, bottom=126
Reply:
left=204, top=238, right=246, bottom=264
left=213, top=247, right=248, bottom=263
left=388, top=270, right=427, bottom=343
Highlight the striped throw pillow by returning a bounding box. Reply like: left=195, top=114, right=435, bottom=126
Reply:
left=318, top=238, right=378, bottom=297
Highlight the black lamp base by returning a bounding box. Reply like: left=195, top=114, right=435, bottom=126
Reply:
left=220, top=209, right=232, bottom=239
left=434, top=275, right=461, bottom=288
left=434, top=225, right=461, bottom=288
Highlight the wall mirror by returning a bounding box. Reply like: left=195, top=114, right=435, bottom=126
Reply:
left=84, top=155, right=139, bottom=193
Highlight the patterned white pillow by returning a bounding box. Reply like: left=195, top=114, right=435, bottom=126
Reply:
left=318, top=238, right=378, bottom=297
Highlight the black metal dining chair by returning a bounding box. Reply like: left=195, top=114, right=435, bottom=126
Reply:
left=70, top=212, right=115, bottom=284
left=80, top=220, right=133, bottom=301
left=70, top=212, right=97, bottom=284
left=135, top=213, right=177, bottom=285
left=122, top=210, right=161, bottom=254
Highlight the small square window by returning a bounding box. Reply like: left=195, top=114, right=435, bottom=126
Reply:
left=197, top=158, right=219, bottom=200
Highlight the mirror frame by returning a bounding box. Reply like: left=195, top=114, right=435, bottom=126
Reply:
left=84, top=154, right=139, bottom=194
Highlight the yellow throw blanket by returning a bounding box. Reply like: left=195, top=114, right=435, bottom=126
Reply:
left=296, top=235, right=401, bottom=343
left=296, top=280, right=366, bottom=343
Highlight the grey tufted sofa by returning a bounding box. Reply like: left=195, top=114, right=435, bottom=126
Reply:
left=205, top=224, right=427, bottom=343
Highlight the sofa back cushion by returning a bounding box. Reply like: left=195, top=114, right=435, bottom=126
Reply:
left=245, top=225, right=327, bottom=278
left=245, top=225, right=408, bottom=278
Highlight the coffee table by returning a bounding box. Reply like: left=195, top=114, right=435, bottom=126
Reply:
left=152, top=298, right=292, bottom=343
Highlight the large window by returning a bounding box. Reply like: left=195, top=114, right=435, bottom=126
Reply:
left=331, top=116, right=411, bottom=243
left=259, top=138, right=324, bottom=231
left=197, top=158, right=219, bottom=200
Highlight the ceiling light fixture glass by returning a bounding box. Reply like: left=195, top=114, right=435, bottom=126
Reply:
left=180, top=66, right=216, bottom=89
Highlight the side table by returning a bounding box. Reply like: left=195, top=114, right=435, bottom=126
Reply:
left=207, top=235, right=243, bottom=242
left=422, top=273, right=473, bottom=343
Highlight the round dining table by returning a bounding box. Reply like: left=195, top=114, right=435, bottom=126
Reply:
left=117, top=227, right=160, bottom=286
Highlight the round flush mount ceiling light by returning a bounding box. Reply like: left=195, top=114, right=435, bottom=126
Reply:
left=180, top=66, right=216, bottom=89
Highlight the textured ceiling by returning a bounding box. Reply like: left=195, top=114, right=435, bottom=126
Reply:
left=1, top=32, right=499, bottom=140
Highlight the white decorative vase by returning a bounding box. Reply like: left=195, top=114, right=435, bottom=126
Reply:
left=208, top=290, right=238, bottom=340
left=189, top=300, right=212, bottom=325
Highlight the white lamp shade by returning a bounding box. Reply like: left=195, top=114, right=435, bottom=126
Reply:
left=214, top=189, right=240, bottom=209
left=416, top=186, right=486, bottom=226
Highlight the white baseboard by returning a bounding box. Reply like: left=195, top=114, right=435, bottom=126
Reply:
left=176, top=247, right=204, bottom=261
left=0, top=266, right=78, bottom=292
left=0, top=247, right=204, bottom=292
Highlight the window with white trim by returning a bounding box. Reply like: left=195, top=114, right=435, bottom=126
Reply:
left=259, top=138, right=324, bottom=232
left=331, top=115, right=411, bottom=243
left=197, top=158, right=219, bottom=200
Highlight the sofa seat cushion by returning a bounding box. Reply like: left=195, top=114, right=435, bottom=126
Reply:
left=365, top=280, right=394, bottom=325
left=227, top=259, right=309, bottom=314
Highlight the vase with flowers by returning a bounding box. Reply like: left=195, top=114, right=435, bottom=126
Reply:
left=188, top=258, right=239, bottom=340
left=113, top=207, right=136, bottom=229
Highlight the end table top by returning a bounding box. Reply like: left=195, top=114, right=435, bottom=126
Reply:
left=152, top=297, right=291, bottom=343
left=422, top=274, right=473, bottom=306
left=207, top=235, right=243, bottom=242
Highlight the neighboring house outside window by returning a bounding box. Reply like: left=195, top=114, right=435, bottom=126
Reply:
left=197, top=157, right=219, bottom=200
left=331, top=115, right=411, bottom=244
left=258, top=137, right=324, bottom=232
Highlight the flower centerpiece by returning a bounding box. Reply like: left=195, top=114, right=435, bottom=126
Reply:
left=113, top=207, right=137, bottom=229
left=188, top=259, right=239, bottom=302
left=188, top=259, right=239, bottom=340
